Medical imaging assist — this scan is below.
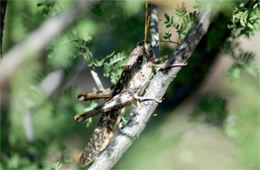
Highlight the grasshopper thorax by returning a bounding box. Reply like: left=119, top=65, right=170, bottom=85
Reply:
left=137, top=40, right=156, bottom=62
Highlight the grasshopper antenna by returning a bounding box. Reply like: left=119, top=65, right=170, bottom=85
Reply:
left=144, top=2, right=150, bottom=44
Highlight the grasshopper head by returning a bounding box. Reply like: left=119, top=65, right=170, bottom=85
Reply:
left=137, top=40, right=156, bottom=62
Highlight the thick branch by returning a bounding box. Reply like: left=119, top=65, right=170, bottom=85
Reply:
left=88, top=5, right=214, bottom=170
left=0, top=0, right=100, bottom=87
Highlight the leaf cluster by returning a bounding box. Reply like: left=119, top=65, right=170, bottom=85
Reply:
left=223, top=43, right=258, bottom=80
left=73, top=37, right=127, bottom=84
left=224, top=0, right=259, bottom=81
left=227, top=0, right=260, bottom=38
left=191, top=94, right=228, bottom=125
left=162, top=3, right=199, bottom=43
left=103, top=52, right=127, bottom=84
left=51, top=162, right=63, bottom=170
left=37, top=0, right=56, bottom=16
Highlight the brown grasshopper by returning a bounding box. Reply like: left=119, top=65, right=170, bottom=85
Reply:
left=75, top=41, right=156, bottom=166
left=74, top=4, right=186, bottom=166
left=74, top=40, right=186, bottom=167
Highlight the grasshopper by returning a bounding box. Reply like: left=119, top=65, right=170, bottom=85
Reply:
left=74, top=5, right=186, bottom=166
left=74, top=40, right=186, bottom=167
left=75, top=41, right=156, bottom=166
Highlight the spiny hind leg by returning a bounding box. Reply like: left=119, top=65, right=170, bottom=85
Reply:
left=74, top=105, right=104, bottom=122
left=78, top=87, right=113, bottom=101
left=134, top=94, right=162, bottom=104
left=134, top=86, right=162, bottom=104
left=75, top=92, right=134, bottom=122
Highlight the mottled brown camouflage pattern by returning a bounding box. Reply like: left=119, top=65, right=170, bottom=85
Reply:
left=78, top=41, right=155, bottom=167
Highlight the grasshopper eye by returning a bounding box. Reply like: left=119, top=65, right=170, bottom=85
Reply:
left=137, top=40, right=145, bottom=46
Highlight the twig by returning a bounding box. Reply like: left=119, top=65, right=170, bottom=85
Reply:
left=40, top=70, right=64, bottom=96
left=88, top=4, right=214, bottom=170
left=24, top=111, right=34, bottom=142
left=0, top=0, right=100, bottom=87
left=90, top=70, right=104, bottom=91
left=23, top=69, right=64, bottom=143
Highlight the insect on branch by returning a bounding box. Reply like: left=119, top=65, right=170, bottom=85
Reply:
left=88, top=3, right=216, bottom=170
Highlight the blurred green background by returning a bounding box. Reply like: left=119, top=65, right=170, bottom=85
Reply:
left=0, top=0, right=259, bottom=169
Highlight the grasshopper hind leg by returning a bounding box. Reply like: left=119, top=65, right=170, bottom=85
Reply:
left=77, top=87, right=113, bottom=101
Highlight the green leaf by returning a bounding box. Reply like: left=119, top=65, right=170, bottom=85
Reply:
left=174, top=24, right=180, bottom=29
left=103, top=52, right=127, bottom=84
left=95, top=51, right=115, bottom=67
left=48, top=36, right=74, bottom=68
left=170, top=16, right=175, bottom=25
left=164, top=13, right=170, bottom=22
left=175, top=2, right=187, bottom=17
left=165, top=24, right=171, bottom=28
left=253, top=3, right=258, bottom=9
left=240, top=18, right=246, bottom=27
left=37, top=3, right=43, bottom=7
left=227, top=24, right=233, bottom=29
left=85, top=117, right=93, bottom=128
left=51, top=162, right=62, bottom=170
left=247, top=22, right=255, bottom=29
left=84, top=101, right=98, bottom=112
left=246, top=61, right=259, bottom=79
left=163, top=20, right=168, bottom=24
left=163, top=32, right=172, bottom=39
left=227, top=64, right=242, bottom=80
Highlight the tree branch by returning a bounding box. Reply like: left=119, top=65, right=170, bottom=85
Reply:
left=0, top=0, right=100, bottom=87
left=88, top=5, right=214, bottom=170
left=90, top=70, right=105, bottom=91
